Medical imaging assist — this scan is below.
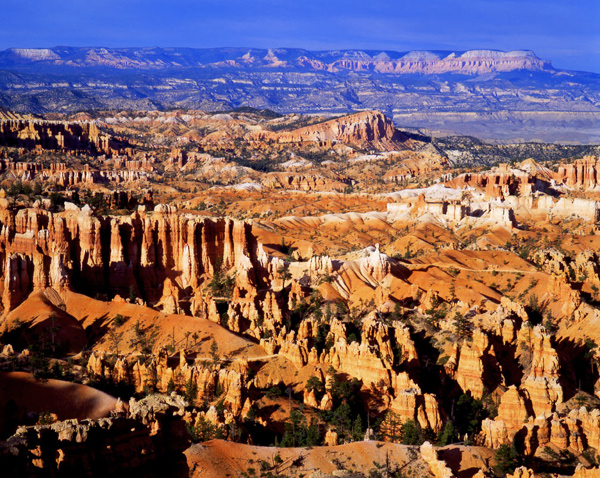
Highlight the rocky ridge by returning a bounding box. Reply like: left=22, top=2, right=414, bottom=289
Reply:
left=2, top=109, right=600, bottom=476
left=253, top=111, right=413, bottom=151
left=1, top=48, right=598, bottom=142
left=0, top=394, right=190, bottom=477
left=0, top=48, right=552, bottom=75
left=0, top=118, right=123, bottom=155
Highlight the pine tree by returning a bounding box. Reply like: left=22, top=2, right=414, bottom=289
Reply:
left=107, top=328, right=124, bottom=356
left=210, top=339, right=220, bottom=366
left=380, top=411, right=402, bottom=442
left=352, top=415, right=363, bottom=441
left=437, top=421, right=457, bottom=446
left=453, top=312, right=472, bottom=339
left=183, top=375, right=198, bottom=405
left=307, top=419, right=321, bottom=446
left=187, top=415, right=217, bottom=442
left=494, top=444, right=520, bottom=475
left=400, top=420, right=424, bottom=445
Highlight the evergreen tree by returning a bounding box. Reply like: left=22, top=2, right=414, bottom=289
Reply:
left=129, top=320, right=158, bottom=358
left=306, top=419, right=321, bottom=446
left=183, top=375, right=198, bottom=405
left=494, top=444, right=521, bottom=475
left=380, top=411, right=403, bottom=442
left=107, top=328, right=124, bottom=356
left=454, top=393, right=489, bottom=437
left=437, top=421, right=457, bottom=446
left=306, top=375, right=323, bottom=393
left=352, top=415, right=364, bottom=442
left=281, top=409, right=306, bottom=447
left=210, top=339, right=220, bottom=366
left=187, top=416, right=218, bottom=442
left=453, top=312, right=472, bottom=339
left=400, top=420, right=424, bottom=445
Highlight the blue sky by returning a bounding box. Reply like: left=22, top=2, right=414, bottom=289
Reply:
left=0, top=0, right=598, bottom=72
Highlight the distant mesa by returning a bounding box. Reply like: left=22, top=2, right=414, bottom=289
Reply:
left=0, top=46, right=552, bottom=75
left=0, top=47, right=596, bottom=142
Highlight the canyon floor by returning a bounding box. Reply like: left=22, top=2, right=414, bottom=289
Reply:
left=1, top=109, right=600, bottom=477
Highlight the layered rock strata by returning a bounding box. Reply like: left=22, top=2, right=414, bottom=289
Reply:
left=0, top=205, right=261, bottom=312
left=252, top=111, right=410, bottom=151
left=0, top=119, right=119, bottom=155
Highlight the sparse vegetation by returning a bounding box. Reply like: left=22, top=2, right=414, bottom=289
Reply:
left=1, top=93, right=599, bottom=478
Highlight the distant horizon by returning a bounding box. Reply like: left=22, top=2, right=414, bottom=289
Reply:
left=1, top=45, right=539, bottom=51
left=0, top=0, right=597, bottom=72
left=2, top=44, right=585, bottom=72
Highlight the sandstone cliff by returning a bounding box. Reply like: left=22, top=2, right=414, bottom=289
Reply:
left=556, top=156, right=600, bottom=190
left=0, top=118, right=120, bottom=155
left=252, top=111, right=411, bottom=151
left=0, top=205, right=262, bottom=313
left=2, top=47, right=550, bottom=76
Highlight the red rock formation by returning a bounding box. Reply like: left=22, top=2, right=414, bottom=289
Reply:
left=87, top=350, right=247, bottom=418
left=572, top=466, right=600, bottom=478
left=389, top=373, right=443, bottom=432
left=450, top=329, right=492, bottom=399
left=480, top=385, right=531, bottom=448
left=0, top=119, right=121, bottom=155
left=0, top=394, right=189, bottom=476
left=0, top=206, right=263, bottom=312
left=497, top=386, right=531, bottom=435
left=262, top=172, right=347, bottom=192
left=507, top=468, right=539, bottom=478
left=555, top=156, right=600, bottom=189
left=481, top=418, right=510, bottom=449
left=324, top=428, right=338, bottom=446
left=252, top=111, right=410, bottom=151
left=51, top=169, right=148, bottom=186
left=420, top=441, right=455, bottom=478
left=519, top=326, right=562, bottom=418
left=446, top=164, right=537, bottom=198
left=113, top=153, right=156, bottom=172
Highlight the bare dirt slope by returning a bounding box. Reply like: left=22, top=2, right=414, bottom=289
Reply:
left=0, top=371, right=117, bottom=435
left=185, top=439, right=493, bottom=478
